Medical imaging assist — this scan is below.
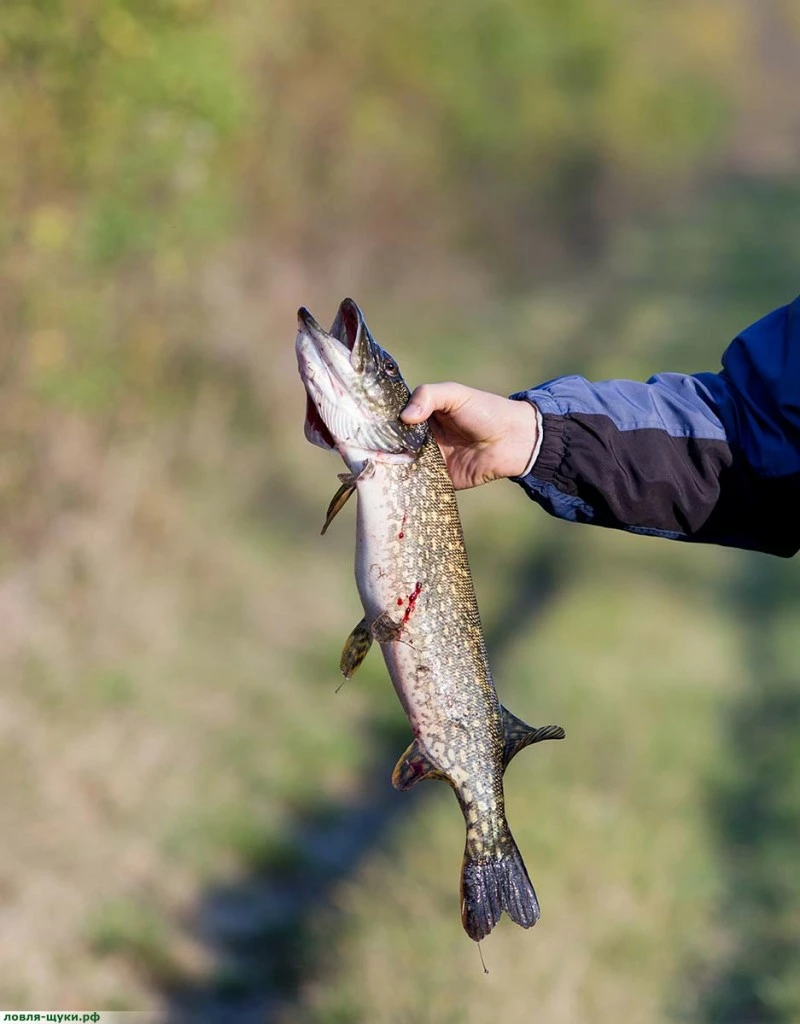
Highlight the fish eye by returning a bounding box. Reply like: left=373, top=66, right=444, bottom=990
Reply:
left=384, top=359, right=398, bottom=376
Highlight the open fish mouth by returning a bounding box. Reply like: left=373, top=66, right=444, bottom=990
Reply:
left=303, top=393, right=334, bottom=450
left=296, top=302, right=363, bottom=452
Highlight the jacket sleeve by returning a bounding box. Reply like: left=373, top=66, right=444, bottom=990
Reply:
left=510, top=296, right=800, bottom=557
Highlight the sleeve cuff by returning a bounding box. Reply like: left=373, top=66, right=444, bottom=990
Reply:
left=508, top=390, right=567, bottom=482
left=518, top=402, right=543, bottom=476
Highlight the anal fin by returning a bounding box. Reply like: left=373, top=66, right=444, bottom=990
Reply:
left=392, top=738, right=445, bottom=791
left=501, top=706, right=565, bottom=768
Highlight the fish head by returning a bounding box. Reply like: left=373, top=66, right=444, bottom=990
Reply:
left=296, top=298, right=427, bottom=465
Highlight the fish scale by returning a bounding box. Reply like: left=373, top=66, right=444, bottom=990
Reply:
left=355, top=440, right=505, bottom=835
left=295, top=297, right=565, bottom=941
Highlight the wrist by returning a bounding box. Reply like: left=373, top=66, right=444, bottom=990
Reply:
left=502, top=398, right=541, bottom=479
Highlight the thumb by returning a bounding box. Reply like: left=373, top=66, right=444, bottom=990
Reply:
left=400, top=382, right=466, bottom=424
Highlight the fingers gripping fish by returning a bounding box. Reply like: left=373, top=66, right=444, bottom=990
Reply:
left=295, top=298, right=565, bottom=941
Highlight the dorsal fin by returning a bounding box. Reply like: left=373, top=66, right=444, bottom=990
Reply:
left=501, top=706, right=565, bottom=768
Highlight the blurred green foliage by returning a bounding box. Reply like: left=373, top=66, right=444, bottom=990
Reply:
left=0, top=0, right=746, bottom=354
left=255, top=0, right=741, bottom=275
left=0, top=0, right=243, bottom=261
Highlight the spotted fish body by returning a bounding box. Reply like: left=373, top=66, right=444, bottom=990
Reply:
left=296, top=298, right=564, bottom=941
left=357, top=439, right=493, bottom=757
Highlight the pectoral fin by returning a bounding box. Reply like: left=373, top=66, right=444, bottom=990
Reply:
left=339, top=617, right=373, bottom=679
left=392, top=738, right=445, bottom=791
left=321, top=482, right=356, bottom=535
left=320, top=461, right=375, bottom=535
left=501, top=706, right=565, bottom=768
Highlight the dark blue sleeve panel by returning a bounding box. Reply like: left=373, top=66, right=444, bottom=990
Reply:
left=511, top=297, right=800, bottom=557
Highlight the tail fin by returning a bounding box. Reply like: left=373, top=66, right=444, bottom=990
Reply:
left=460, top=835, right=540, bottom=941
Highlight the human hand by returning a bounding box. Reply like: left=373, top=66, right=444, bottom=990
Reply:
left=400, top=382, right=539, bottom=490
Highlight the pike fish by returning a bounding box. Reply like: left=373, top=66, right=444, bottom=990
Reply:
left=295, top=298, right=564, bottom=941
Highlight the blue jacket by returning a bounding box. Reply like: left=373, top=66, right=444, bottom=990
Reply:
left=512, top=296, right=800, bottom=557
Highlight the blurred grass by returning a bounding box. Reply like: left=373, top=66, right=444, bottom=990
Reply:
left=0, top=0, right=798, bottom=1018
left=290, top=539, right=737, bottom=1024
